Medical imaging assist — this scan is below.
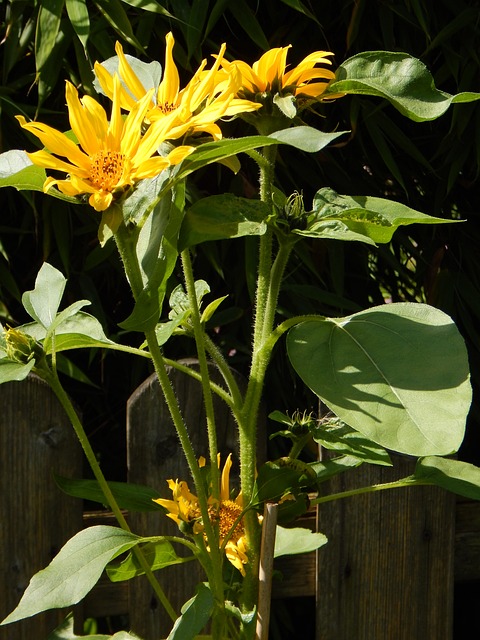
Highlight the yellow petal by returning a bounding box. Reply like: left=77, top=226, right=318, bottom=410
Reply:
left=115, top=41, right=149, bottom=102
left=17, top=116, right=90, bottom=171
left=157, top=32, right=180, bottom=108
left=65, top=82, right=101, bottom=157
left=221, top=453, right=232, bottom=501
left=254, top=46, right=290, bottom=89
left=89, top=190, right=113, bottom=211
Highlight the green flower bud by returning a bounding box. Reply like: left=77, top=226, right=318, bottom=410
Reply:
left=3, top=327, right=45, bottom=365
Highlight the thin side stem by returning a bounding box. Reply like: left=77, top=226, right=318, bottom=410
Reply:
left=312, top=476, right=431, bottom=505
left=181, top=248, right=220, bottom=499
left=46, top=369, right=177, bottom=622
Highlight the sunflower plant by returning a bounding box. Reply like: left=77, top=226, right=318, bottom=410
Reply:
left=0, top=32, right=480, bottom=640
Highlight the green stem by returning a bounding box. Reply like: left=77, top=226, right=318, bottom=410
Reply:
left=312, top=476, right=431, bottom=505
left=180, top=248, right=220, bottom=499
left=45, top=369, right=177, bottom=622
left=113, top=220, right=226, bottom=612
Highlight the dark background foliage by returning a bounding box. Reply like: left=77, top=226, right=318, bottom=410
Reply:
left=1, top=0, right=479, bottom=636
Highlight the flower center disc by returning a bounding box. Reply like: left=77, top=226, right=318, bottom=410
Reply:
left=217, top=500, right=244, bottom=540
left=90, top=150, right=125, bottom=191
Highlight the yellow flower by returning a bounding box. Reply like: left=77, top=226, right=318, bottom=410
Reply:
left=228, top=45, right=337, bottom=100
left=154, top=453, right=249, bottom=575
left=16, top=78, right=194, bottom=212
left=94, top=33, right=261, bottom=141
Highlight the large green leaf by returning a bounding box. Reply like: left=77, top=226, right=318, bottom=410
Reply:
left=274, top=525, right=327, bottom=558
left=415, top=456, right=480, bottom=500
left=166, top=583, right=214, bottom=640
left=287, top=303, right=471, bottom=456
left=325, top=51, right=480, bottom=122
left=1, top=526, right=140, bottom=624
left=179, top=194, right=269, bottom=249
left=296, top=187, right=453, bottom=244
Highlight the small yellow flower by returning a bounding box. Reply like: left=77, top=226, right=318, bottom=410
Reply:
left=154, top=453, right=249, bottom=575
left=228, top=45, right=337, bottom=100
left=94, top=33, right=261, bottom=141
left=16, top=78, right=194, bottom=212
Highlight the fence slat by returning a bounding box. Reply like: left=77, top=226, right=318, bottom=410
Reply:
left=0, top=376, right=83, bottom=640
left=127, top=361, right=258, bottom=640
left=315, top=454, right=456, bottom=640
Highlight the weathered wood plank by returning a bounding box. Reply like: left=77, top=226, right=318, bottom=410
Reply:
left=0, top=376, right=84, bottom=640
left=315, top=455, right=456, bottom=640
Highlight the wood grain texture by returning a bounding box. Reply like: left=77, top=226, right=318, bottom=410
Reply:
left=315, top=455, right=456, bottom=640
left=0, top=376, right=83, bottom=640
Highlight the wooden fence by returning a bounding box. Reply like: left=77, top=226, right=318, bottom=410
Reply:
left=1, top=371, right=479, bottom=639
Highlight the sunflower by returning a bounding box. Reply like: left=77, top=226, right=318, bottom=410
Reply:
left=154, top=454, right=249, bottom=575
left=226, top=45, right=337, bottom=100
left=94, top=33, right=261, bottom=141
left=16, top=77, right=194, bottom=212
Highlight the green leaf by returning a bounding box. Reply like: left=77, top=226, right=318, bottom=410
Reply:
left=23, top=312, right=123, bottom=354
left=325, top=51, right=480, bottom=122
left=313, top=417, right=392, bottom=466
left=269, top=127, right=348, bottom=153
left=0, top=359, right=35, bottom=384
left=301, top=187, right=453, bottom=244
left=35, top=0, right=65, bottom=72
left=179, top=194, right=269, bottom=250
left=309, top=455, right=364, bottom=483
left=287, top=303, right=472, bottom=456
left=54, top=475, right=161, bottom=511
left=274, top=525, right=327, bottom=558
left=415, top=456, right=480, bottom=500
left=22, top=262, right=66, bottom=329
left=94, top=0, right=144, bottom=50
left=107, top=540, right=194, bottom=582
left=1, top=526, right=140, bottom=624
left=166, top=583, right=214, bottom=640
left=120, top=183, right=186, bottom=332
left=65, top=0, right=90, bottom=50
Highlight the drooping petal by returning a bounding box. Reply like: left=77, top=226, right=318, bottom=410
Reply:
left=221, top=453, right=232, bottom=501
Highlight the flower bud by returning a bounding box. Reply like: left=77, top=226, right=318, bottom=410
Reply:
left=3, top=327, right=45, bottom=365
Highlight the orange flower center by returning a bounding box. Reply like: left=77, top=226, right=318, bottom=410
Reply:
left=90, top=150, right=125, bottom=191
left=158, top=101, right=176, bottom=114
left=210, top=499, right=244, bottom=541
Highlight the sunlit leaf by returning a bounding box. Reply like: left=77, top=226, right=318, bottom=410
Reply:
left=287, top=303, right=471, bottom=456
left=415, top=456, right=480, bottom=500
left=326, top=51, right=480, bottom=121
left=22, top=262, right=66, bottom=329
left=274, top=525, right=327, bottom=557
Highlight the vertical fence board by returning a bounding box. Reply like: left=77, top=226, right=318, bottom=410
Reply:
left=127, top=361, right=258, bottom=640
left=316, top=455, right=456, bottom=640
left=0, top=376, right=83, bottom=640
